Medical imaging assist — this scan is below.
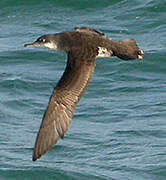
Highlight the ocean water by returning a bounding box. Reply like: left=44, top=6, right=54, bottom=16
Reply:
left=1, top=0, right=166, bottom=179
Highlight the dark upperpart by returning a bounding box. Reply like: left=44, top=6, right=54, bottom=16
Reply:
left=24, top=27, right=144, bottom=61
left=24, top=27, right=144, bottom=161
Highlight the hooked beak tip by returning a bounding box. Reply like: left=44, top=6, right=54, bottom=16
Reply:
left=24, top=44, right=29, bottom=48
left=24, top=43, right=34, bottom=48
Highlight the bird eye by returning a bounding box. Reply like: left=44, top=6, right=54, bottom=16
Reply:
left=39, top=38, right=46, bottom=42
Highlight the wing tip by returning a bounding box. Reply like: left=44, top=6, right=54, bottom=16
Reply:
left=32, top=156, right=37, bottom=161
left=32, top=137, right=59, bottom=161
left=32, top=150, right=41, bottom=161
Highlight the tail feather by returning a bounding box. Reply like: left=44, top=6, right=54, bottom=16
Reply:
left=113, top=39, right=144, bottom=60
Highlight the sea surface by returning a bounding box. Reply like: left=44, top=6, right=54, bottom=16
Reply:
left=1, top=0, right=166, bottom=179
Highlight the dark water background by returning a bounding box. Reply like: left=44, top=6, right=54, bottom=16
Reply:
left=1, top=0, right=166, bottom=179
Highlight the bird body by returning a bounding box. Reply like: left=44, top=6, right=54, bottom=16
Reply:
left=24, top=27, right=144, bottom=161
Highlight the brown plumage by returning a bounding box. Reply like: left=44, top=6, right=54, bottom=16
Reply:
left=24, top=27, right=144, bottom=161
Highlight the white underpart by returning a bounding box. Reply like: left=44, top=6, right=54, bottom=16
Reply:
left=97, top=47, right=113, bottom=58
left=43, top=42, right=58, bottom=50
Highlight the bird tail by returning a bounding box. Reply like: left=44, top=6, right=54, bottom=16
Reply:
left=113, top=39, right=144, bottom=60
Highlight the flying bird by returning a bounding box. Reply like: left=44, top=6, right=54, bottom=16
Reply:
left=24, top=27, right=144, bottom=161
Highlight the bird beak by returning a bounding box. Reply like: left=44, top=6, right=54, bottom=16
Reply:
left=24, top=41, right=40, bottom=48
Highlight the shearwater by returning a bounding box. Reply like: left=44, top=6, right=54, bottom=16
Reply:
left=24, top=27, right=144, bottom=161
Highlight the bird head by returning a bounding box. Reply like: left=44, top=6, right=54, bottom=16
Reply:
left=24, top=34, right=58, bottom=51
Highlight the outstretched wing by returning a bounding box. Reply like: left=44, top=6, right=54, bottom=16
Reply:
left=33, top=51, right=96, bottom=161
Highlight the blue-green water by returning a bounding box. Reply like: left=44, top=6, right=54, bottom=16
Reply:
left=1, top=0, right=166, bottom=179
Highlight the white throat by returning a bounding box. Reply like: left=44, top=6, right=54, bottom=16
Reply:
left=43, top=42, right=58, bottom=51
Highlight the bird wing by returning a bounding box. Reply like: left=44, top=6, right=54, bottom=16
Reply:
left=74, top=27, right=105, bottom=36
left=33, top=50, right=96, bottom=161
